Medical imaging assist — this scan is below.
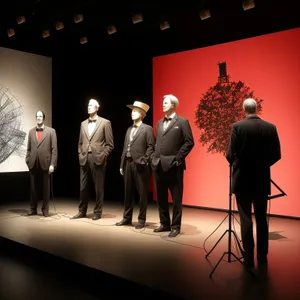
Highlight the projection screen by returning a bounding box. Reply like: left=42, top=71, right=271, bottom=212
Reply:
left=0, top=47, right=52, bottom=173
left=153, top=27, right=300, bottom=218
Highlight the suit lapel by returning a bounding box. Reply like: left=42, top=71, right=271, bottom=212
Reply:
left=163, top=115, right=178, bottom=135
left=37, top=126, right=48, bottom=146
left=83, top=120, right=89, bottom=139
left=131, top=123, right=144, bottom=144
left=33, top=129, right=38, bottom=146
left=158, top=119, right=164, bottom=135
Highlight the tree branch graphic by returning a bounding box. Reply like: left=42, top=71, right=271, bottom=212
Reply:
left=195, top=62, right=263, bottom=155
left=0, top=84, right=26, bottom=164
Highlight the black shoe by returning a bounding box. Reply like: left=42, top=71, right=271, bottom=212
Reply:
left=169, top=229, right=180, bottom=237
left=116, top=219, right=132, bottom=226
left=43, top=212, right=49, bottom=217
left=70, top=212, right=86, bottom=219
left=92, top=215, right=101, bottom=221
left=135, top=223, right=145, bottom=229
left=26, top=211, right=37, bottom=216
left=153, top=225, right=171, bottom=232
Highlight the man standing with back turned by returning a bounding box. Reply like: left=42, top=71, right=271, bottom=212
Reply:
left=152, top=94, right=194, bottom=237
left=71, top=98, right=114, bottom=220
left=226, top=98, right=281, bottom=268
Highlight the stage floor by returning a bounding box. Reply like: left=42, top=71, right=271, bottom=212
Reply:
left=0, top=198, right=299, bottom=300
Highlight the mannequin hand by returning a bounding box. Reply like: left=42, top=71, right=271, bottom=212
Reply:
left=49, top=165, right=54, bottom=174
left=120, top=168, right=123, bottom=176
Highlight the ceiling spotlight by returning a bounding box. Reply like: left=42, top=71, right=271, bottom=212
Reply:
left=17, top=16, right=26, bottom=25
left=199, top=9, right=211, bottom=20
left=160, top=21, right=170, bottom=31
left=7, top=28, right=15, bottom=37
left=80, top=36, right=88, bottom=44
left=74, top=14, right=83, bottom=23
left=107, top=25, right=117, bottom=35
left=132, top=14, right=143, bottom=24
left=242, top=0, right=255, bottom=11
left=55, top=21, right=64, bottom=30
left=42, top=29, right=50, bottom=38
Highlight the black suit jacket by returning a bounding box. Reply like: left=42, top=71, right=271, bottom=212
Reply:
left=152, top=115, right=194, bottom=172
left=120, top=123, right=155, bottom=170
left=25, top=126, right=58, bottom=171
left=226, top=115, right=281, bottom=196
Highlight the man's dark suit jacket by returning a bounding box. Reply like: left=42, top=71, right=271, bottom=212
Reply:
left=152, top=115, right=194, bottom=172
left=120, top=123, right=154, bottom=170
left=26, top=126, right=57, bottom=170
left=78, top=117, right=114, bottom=166
left=226, top=115, right=281, bottom=196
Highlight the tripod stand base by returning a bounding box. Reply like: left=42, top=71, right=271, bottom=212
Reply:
left=209, top=251, right=255, bottom=277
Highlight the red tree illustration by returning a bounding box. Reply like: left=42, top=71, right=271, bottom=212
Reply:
left=195, top=62, right=263, bottom=155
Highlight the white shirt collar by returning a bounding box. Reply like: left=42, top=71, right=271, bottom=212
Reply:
left=165, top=112, right=176, bottom=119
left=134, top=121, right=142, bottom=127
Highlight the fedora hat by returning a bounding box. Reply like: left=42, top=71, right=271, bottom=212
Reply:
left=127, top=101, right=150, bottom=113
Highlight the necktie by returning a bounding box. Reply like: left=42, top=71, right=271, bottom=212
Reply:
left=36, top=128, right=43, bottom=142
left=130, top=125, right=137, bottom=140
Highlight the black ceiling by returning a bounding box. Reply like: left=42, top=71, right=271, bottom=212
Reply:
left=0, top=0, right=299, bottom=57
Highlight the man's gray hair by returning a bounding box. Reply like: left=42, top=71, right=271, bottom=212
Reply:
left=243, top=98, right=257, bottom=114
left=163, top=94, right=179, bottom=109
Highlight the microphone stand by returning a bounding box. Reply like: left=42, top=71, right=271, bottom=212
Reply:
left=205, top=165, right=254, bottom=277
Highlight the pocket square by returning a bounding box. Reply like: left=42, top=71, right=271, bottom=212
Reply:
left=174, top=126, right=179, bottom=129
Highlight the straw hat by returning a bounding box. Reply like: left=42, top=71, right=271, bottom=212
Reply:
left=127, top=101, right=150, bottom=113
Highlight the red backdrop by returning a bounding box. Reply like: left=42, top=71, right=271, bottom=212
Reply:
left=152, top=27, right=300, bottom=218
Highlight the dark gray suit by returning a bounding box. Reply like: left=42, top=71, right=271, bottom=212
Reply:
left=120, top=123, right=154, bottom=223
left=226, top=115, right=281, bottom=262
left=26, top=126, right=58, bottom=214
left=152, top=114, right=194, bottom=230
left=78, top=116, right=114, bottom=216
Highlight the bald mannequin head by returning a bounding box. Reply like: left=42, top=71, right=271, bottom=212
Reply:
left=36, top=111, right=45, bottom=126
left=88, top=99, right=100, bottom=117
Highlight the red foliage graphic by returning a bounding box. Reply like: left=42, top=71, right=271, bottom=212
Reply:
left=195, top=62, right=263, bottom=155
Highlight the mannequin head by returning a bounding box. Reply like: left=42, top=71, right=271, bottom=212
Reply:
left=163, top=94, right=179, bottom=116
left=127, top=101, right=149, bottom=124
left=36, top=111, right=45, bottom=126
left=131, top=108, right=145, bottom=122
left=88, top=99, right=99, bottom=117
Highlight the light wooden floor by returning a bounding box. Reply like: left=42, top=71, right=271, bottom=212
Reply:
left=0, top=199, right=299, bottom=300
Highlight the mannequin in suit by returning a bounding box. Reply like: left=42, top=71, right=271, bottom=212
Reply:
left=226, top=98, right=281, bottom=268
left=152, top=94, right=194, bottom=237
left=25, top=111, right=58, bottom=217
left=116, top=101, right=154, bottom=229
left=71, top=98, right=114, bottom=220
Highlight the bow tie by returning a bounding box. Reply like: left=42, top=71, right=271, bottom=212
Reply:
left=164, top=117, right=172, bottom=122
left=36, top=128, right=44, bottom=132
left=88, top=119, right=97, bottom=123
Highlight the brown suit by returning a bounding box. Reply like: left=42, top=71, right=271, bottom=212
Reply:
left=77, top=116, right=114, bottom=216
left=25, top=126, right=58, bottom=214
